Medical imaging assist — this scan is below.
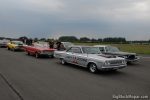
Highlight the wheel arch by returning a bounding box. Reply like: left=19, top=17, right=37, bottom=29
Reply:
left=87, top=61, right=97, bottom=68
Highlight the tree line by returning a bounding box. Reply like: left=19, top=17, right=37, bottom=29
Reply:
left=58, top=36, right=126, bottom=43
left=0, top=36, right=150, bottom=44
left=16, top=36, right=126, bottom=43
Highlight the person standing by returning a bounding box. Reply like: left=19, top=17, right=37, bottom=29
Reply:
left=49, top=41, right=54, bottom=48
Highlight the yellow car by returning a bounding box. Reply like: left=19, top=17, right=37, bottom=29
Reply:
left=7, top=41, right=24, bottom=51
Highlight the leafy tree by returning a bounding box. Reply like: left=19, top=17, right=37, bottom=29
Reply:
left=59, top=36, right=78, bottom=42
left=40, top=38, right=47, bottom=41
left=98, top=38, right=103, bottom=42
left=34, top=38, right=38, bottom=42
left=91, top=38, right=97, bottom=43
left=80, top=37, right=91, bottom=42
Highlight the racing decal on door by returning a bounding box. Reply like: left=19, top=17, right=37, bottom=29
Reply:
left=77, top=58, right=87, bottom=62
left=72, top=56, right=78, bottom=64
left=72, top=57, right=87, bottom=64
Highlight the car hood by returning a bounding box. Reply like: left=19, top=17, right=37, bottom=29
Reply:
left=109, top=51, right=136, bottom=56
left=87, top=54, right=125, bottom=61
left=38, top=48, right=55, bottom=51
left=32, top=46, right=55, bottom=51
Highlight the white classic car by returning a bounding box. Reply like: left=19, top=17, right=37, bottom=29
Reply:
left=0, top=39, right=10, bottom=47
left=54, top=46, right=127, bottom=73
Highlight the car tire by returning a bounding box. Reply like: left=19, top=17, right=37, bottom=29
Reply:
left=60, top=58, right=66, bottom=65
left=12, top=48, right=15, bottom=52
left=49, top=55, right=54, bottom=58
left=111, top=69, right=118, bottom=72
left=27, top=52, right=30, bottom=55
left=89, top=63, right=98, bottom=73
left=7, top=47, right=10, bottom=50
left=35, top=53, right=39, bottom=58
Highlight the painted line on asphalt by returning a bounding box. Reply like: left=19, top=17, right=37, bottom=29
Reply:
left=141, top=57, right=150, bottom=59
left=0, top=72, right=24, bottom=100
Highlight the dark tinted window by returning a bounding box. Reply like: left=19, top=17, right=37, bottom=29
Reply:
left=99, top=47, right=105, bottom=52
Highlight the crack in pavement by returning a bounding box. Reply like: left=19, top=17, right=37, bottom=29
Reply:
left=0, top=72, right=24, bottom=100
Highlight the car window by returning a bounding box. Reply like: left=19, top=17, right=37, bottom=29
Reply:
left=72, top=47, right=82, bottom=53
left=67, top=47, right=73, bottom=52
left=99, top=47, right=105, bottom=52
left=67, top=47, right=82, bottom=53
left=62, top=42, right=73, bottom=49
left=105, top=46, right=120, bottom=52
left=82, top=47, right=101, bottom=54
left=12, top=41, right=23, bottom=45
left=34, top=43, right=49, bottom=48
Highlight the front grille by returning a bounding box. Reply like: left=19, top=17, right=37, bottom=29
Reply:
left=43, top=51, right=53, bottom=55
left=127, top=55, right=135, bottom=60
left=109, top=60, right=123, bottom=65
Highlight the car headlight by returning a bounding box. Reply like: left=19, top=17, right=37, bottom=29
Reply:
left=120, top=55, right=128, bottom=59
left=104, top=61, right=110, bottom=66
left=122, top=60, right=126, bottom=64
left=38, top=51, right=43, bottom=54
left=14, top=46, right=18, bottom=48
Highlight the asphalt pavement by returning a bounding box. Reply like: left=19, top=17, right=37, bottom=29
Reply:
left=0, top=48, right=150, bottom=100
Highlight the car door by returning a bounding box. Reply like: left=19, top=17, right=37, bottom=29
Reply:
left=71, top=47, right=88, bottom=67
left=9, top=42, right=14, bottom=49
left=98, top=47, right=105, bottom=54
left=64, top=47, right=74, bottom=63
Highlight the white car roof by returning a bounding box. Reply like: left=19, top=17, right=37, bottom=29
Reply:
left=71, top=45, right=97, bottom=48
left=94, top=45, right=108, bottom=47
left=11, top=40, right=22, bottom=43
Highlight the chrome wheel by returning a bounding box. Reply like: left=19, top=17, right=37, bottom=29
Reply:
left=27, top=52, right=30, bottom=55
left=7, top=47, right=10, bottom=50
left=89, top=63, right=97, bottom=73
left=35, top=53, right=39, bottom=58
left=12, top=48, right=15, bottom=51
left=61, top=59, right=65, bottom=65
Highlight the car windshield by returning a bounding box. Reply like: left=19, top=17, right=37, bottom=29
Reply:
left=34, top=43, right=49, bottom=48
left=105, top=46, right=120, bottom=52
left=82, top=47, right=101, bottom=54
left=63, top=42, right=73, bottom=49
left=0, top=39, right=9, bottom=42
left=13, top=41, right=23, bottom=45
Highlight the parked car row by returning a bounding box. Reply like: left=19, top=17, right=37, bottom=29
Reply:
left=0, top=39, right=140, bottom=73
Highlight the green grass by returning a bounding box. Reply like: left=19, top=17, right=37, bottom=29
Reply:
left=74, top=42, right=150, bottom=55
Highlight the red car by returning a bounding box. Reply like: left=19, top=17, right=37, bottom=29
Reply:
left=24, top=42, right=56, bottom=58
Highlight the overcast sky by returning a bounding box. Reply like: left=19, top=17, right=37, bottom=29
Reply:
left=0, top=0, right=150, bottom=40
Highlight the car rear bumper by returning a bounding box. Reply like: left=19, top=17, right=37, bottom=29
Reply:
left=0, top=44, right=7, bottom=47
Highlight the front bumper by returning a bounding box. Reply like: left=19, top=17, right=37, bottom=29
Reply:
left=126, top=57, right=140, bottom=62
left=39, top=52, right=54, bottom=56
left=14, top=46, right=24, bottom=50
left=98, top=64, right=126, bottom=71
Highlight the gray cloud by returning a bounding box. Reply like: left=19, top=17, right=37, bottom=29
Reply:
left=0, top=0, right=150, bottom=40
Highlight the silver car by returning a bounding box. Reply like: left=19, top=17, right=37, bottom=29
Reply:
left=54, top=46, right=127, bottom=73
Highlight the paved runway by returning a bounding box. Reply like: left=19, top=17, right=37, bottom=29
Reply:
left=0, top=48, right=150, bottom=100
